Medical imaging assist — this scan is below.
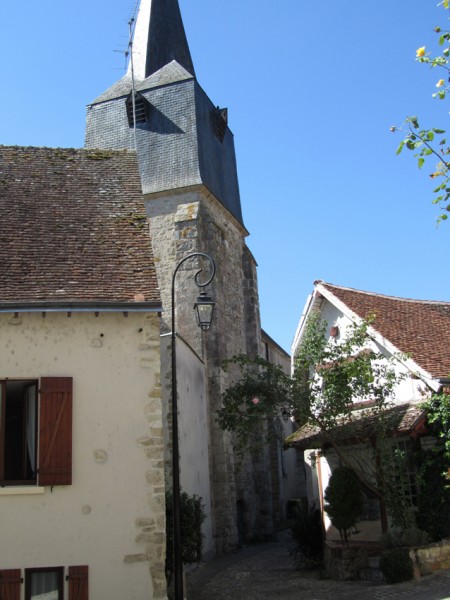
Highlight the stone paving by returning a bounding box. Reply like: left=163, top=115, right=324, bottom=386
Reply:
left=186, top=531, right=450, bottom=600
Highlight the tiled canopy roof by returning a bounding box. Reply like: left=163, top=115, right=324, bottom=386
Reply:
left=318, top=281, right=450, bottom=380
left=0, top=146, right=160, bottom=307
left=284, top=402, right=426, bottom=450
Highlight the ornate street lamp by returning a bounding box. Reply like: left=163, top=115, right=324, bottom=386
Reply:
left=193, top=291, right=215, bottom=331
left=171, top=252, right=216, bottom=600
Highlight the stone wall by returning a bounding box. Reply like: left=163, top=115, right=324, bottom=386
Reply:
left=410, top=540, right=450, bottom=576
left=145, top=186, right=274, bottom=553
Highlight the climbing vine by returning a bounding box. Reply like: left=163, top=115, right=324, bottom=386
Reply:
left=217, top=355, right=291, bottom=458
left=218, top=314, right=408, bottom=516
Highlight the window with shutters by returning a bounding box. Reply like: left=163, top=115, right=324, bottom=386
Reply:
left=0, top=566, right=88, bottom=600
left=25, top=567, right=64, bottom=600
left=0, top=377, right=72, bottom=486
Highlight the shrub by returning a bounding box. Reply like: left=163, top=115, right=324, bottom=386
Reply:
left=324, top=467, right=363, bottom=545
left=288, top=500, right=324, bottom=568
left=379, top=547, right=414, bottom=583
left=380, top=527, right=430, bottom=549
left=165, top=490, right=206, bottom=585
left=416, top=448, right=450, bottom=541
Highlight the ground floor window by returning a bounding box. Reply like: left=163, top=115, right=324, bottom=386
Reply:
left=0, top=565, right=87, bottom=600
left=25, top=567, right=64, bottom=600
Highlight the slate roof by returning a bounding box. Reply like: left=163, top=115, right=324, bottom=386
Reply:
left=317, top=281, right=450, bottom=380
left=284, top=402, right=426, bottom=450
left=90, top=61, right=193, bottom=105
left=0, top=146, right=160, bottom=308
left=131, top=0, right=195, bottom=80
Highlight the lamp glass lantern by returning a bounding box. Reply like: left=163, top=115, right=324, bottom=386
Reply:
left=194, top=291, right=215, bottom=331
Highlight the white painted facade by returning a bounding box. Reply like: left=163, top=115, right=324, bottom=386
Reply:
left=174, top=337, right=214, bottom=560
left=290, top=284, right=436, bottom=542
left=0, top=311, right=167, bottom=599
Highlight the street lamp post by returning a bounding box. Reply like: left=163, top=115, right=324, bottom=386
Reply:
left=171, top=252, right=216, bottom=600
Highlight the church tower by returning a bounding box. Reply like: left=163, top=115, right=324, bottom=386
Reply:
left=85, top=0, right=275, bottom=553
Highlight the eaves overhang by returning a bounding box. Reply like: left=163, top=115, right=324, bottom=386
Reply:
left=284, top=402, right=427, bottom=450
left=314, top=281, right=441, bottom=393
left=0, top=301, right=163, bottom=314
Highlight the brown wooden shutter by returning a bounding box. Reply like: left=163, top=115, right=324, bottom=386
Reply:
left=0, top=570, right=22, bottom=600
left=38, top=377, right=73, bottom=486
left=68, top=566, right=88, bottom=600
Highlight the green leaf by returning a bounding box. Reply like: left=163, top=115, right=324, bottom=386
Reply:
left=396, top=141, right=405, bottom=155
left=440, top=34, right=446, bottom=45
left=418, top=157, right=425, bottom=168
left=434, top=129, right=446, bottom=134
left=427, top=131, right=435, bottom=141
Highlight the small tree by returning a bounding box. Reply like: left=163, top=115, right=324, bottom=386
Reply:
left=217, top=314, right=408, bottom=521
left=324, top=467, right=364, bottom=545
left=291, top=313, right=407, bottom=517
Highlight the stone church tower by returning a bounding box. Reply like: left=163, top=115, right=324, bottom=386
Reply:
left=85, top=0, right=274, bottom=553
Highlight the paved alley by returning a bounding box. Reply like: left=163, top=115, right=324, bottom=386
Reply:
left=186, top=532, right=450, bottom=600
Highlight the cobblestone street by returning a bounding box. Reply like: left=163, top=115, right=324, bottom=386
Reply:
left=186, top=532, right=450, bottom=600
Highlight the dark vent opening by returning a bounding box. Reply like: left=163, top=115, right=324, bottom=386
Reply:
left=126, top=92, right=151, bottom=127
left=213, top=107, right=228, bottom=143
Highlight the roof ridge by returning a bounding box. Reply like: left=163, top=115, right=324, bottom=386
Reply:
left=0, top=145, right=136, bottom=153
left=315, top=280, right=450, bottom=305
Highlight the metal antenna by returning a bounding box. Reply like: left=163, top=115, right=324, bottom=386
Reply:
left=128, top=16, right=138, bottom=151
left=113, top=2, right=141, bottom=150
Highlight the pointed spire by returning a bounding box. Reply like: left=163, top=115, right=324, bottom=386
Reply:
left=129, top=0, right=195, bottom=80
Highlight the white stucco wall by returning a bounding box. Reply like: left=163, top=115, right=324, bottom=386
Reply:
left=296, top=298, right=430, bottom=406
left=159, top=335, right=214, bottom=560
left=0, top=311, right=166, bottom=600
left=176, top=338, right=214, bottom=559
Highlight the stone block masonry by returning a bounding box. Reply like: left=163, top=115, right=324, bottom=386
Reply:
left=411, top=539, right=450, bottom=576
left=145, top=186, right=274, bottom=554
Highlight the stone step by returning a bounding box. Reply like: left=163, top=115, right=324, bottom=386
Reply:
left=359, top=566, right=385, bottom=582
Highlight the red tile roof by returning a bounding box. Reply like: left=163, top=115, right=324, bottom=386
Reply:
left=0, top=146, right=160, bottom=307
left=317, top=281, right=450, bottom=380
left=284, top=402, right=426, bottom=449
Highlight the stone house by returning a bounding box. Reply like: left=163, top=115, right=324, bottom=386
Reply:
left=0, top=148, right=166, bottom=598
left=286, top=280, right=450, bottom=542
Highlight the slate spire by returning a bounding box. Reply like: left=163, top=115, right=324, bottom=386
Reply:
left=129, top=0, right=195, bottom=80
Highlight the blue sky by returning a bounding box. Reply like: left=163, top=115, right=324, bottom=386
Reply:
left=1, top=1, right=448, bottom=353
